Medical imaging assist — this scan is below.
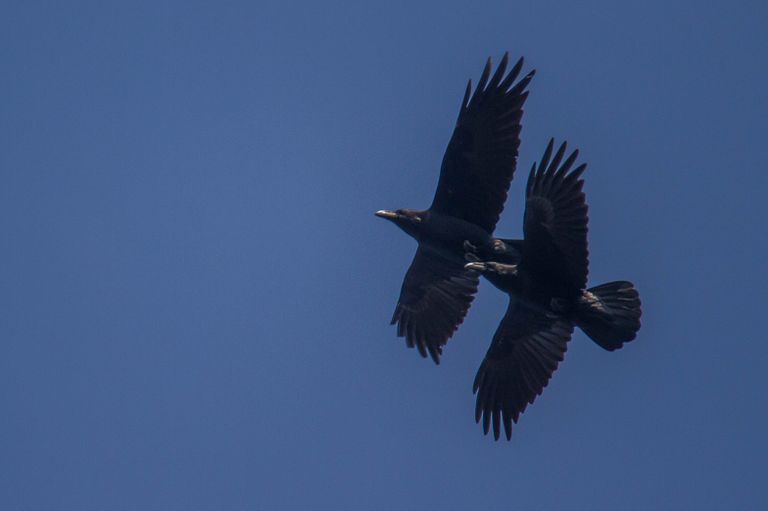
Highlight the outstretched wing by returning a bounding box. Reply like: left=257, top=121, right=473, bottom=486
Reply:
left=522, top=139, right=589, bottom=299
left=392, top=246, right=479, bottom=364
left=474, top=298, right=574, bottom=440
left=431, top=53, right=535, bottom=233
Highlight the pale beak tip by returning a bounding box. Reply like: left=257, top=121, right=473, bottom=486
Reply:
left=375, top=210, right=397, bottom=219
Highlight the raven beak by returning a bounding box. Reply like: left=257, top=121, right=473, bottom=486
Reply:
left=464, top=262, right=487, bottom=272
left=375, top=210, right=398, bottom=220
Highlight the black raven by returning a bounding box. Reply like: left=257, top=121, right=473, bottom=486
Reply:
left=464, top=139, right=642, bottom=440
left=376, top=53, right=535, bottom=363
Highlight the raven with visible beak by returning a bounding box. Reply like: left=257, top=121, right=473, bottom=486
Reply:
left=464, top=139, right=642, bottom=440
left=376, top=53, right=534, bottom=363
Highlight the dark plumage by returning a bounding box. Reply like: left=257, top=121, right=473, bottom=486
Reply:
left=465, top=140, right=642, bottom=440
left=376, top=53, right=534, bottom=363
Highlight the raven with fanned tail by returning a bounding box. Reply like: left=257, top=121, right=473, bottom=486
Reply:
left=464, top=140, right=642, bottom=440
left=375, top=53, right=534, bottom=363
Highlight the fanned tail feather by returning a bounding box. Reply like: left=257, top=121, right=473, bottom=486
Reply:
left=573, top=281, right=641, bottom=351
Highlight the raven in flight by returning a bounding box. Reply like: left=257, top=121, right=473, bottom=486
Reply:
left=376, top=53, right=534, bottom=363
left=465, top=139, right=642, bottom=440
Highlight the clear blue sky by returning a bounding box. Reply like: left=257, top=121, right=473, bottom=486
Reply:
left=1, top=1, right=766, bottom=509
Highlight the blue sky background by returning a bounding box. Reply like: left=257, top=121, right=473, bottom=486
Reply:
left=2, top=1, right=767, bottom=509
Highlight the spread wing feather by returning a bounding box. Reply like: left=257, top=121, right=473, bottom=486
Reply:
left=522, top=139, right=590, bottom=299
left=392, top=247, right=479, bottom=363
left=431, top=53, right=535, bottom=233
left=473, top=298, right=573, bottom=440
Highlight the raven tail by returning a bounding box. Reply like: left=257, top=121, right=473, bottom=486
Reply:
left=572, top=281, right=641, bottom=351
